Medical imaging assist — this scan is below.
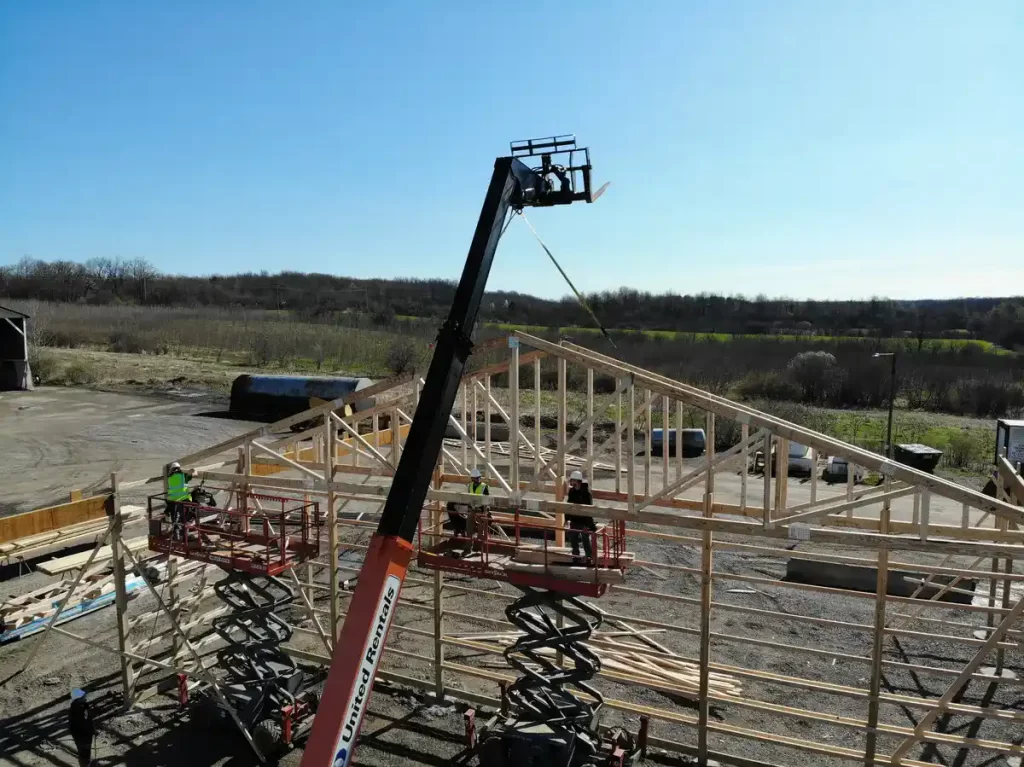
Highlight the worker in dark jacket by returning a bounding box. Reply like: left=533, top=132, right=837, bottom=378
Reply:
left=68, top=688, right=94, bottom=766
left=566, top=470, right=596, bottom=563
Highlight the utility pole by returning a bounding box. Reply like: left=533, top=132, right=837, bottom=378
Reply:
left=873, top=352, right=897, bottom=459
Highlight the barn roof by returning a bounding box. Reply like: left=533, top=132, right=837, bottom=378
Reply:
left=0, top=304, right=29, bottom=319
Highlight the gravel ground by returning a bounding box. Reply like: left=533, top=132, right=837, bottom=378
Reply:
left=1, top=387, right=1021, bottom=766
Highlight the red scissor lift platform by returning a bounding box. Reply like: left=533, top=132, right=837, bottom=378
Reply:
left=148, top=491, right=321, bottom=576
left=417, top=507, right=632, bottom=598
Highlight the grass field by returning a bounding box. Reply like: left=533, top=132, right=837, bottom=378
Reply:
left=487, top=322, right=1006, bottom=353
left=7, top=299, right=1010, bottom=472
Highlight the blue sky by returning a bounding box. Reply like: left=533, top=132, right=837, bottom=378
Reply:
left=1, top=1, right=1021, bottom=300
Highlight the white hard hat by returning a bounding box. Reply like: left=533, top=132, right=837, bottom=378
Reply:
left=170, top=462, right=182, bottom=472
left=569, top=470, right=583, bottom=482
left=470, top=468, right=482, bottom=479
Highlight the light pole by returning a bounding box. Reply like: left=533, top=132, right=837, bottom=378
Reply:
left=873, top=352, right=897, bottom=459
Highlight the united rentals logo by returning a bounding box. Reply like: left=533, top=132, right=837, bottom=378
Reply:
left=332, top=574, right=400, bottom=767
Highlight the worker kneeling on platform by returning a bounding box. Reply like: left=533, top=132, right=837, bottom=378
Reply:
left=566, top=470, right=596, bottom=564
left=166, top=461, right=194, bottom=540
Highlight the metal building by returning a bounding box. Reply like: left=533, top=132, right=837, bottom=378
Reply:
left=0, top=304, right=32, bottom=391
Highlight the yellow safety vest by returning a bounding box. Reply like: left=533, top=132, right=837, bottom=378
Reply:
left=469, top=481, right=487, bottom=495
left=167, top=472, right=191, bottom=502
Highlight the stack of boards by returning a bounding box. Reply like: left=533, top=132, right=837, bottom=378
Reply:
left=0, top=504, right=144, bottom=567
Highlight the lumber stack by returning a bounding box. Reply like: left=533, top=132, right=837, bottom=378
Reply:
left=452, top=630, right=742, bottom=699
left=1, top=566, right=133, bottom=641
left=36, top=536, right=151, bottom=576
left=0, top=554, right=200, bottom=643
left=0, top=505, right=144, bottom=567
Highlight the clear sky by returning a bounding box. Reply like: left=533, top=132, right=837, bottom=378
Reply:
left=1, top=2, right=1021, bottom=301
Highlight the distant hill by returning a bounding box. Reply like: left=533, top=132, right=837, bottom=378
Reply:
left=3, top=256, right=1023, bottom=347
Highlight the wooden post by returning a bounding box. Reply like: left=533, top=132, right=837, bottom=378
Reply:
left=740, top=423, right=749, bottom=513
left=324, top=414, right=339, bottom=644
left=615, top=377, right=622, bottom=494
left=510, top=342, right=520, bottom=489
left=998, top=550, right=1013, bottom=673
left=864, top=475, right=891, bottom=765
left=661, top=395, right=669, bottom=493
left=846, top=461, right=855, bottom=517
left=762, top=433, right=772, bottom=528
left=588, top=369, right=596, bottom=480
left=697, top=412, right=715, bottom=764
left=472, top=380, right=478, bottom=470
left=534, top=360, right=542, bottom=483
left=555, top=357, right=568, bottom=547
left=432, top=468, right=445, bottom=699
left=645, top=390, right=652, bottom=498
left=810, top=448, right=818, bottom=505
left=627, top=382, right=636, bottom=514
left=676, top=400, right=684, bottom=482
left=485, top=375, right=492, bottom=475
left=774, top=438, right=788, bottom=515
left=461, top=382, right=468, bottom=471
left=109, top=473, right=135, bottom=706
left=391, top=409, right=401, bottom=469
left=919, top=488, right=930, bottom=541
left=557, top=358, right=567, bottom=480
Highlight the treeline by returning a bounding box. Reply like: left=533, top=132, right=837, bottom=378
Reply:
left=3, top=256, right=1024, bottom=347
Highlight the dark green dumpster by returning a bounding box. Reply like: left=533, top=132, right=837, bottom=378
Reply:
left=893, top=443, right=943, bottom=473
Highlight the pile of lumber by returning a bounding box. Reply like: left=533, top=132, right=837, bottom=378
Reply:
left=0, top=563, right=144, bottom=642
left=36, top=536, right=151, bottom=576
left=451, top=627, right=742, bottom=700
left=0, top=554, right=203, bottom=643
left=0, top=505, right=144, bottom=567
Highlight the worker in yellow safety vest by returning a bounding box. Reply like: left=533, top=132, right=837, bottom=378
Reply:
left=166, top=462, right=194, bottom=540
left=466, top=467, right=490, bottom=552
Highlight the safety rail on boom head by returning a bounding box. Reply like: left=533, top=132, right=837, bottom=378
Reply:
left=417, top=506, right=631, bottom=599
left=148, top=491, right=321, bottom=576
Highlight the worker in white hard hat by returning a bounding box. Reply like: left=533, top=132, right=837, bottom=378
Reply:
left=466, top=468, right=490, bottom=551
left=166, top=461, right=194, bottom=541
left=68, top=688, right=95, bottom=766
left=566, top=470, right=596, bottom=564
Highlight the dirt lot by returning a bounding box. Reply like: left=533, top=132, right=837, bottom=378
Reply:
left=0, top=386, right=259, bottom=515
left=0, top=387, right=1021, bottom=766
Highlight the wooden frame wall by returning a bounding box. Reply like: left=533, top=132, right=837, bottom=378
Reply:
left=12, top=333, right=1024, bottom=766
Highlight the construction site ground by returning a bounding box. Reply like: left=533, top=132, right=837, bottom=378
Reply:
left=1, top=387, right=1020, bottom=766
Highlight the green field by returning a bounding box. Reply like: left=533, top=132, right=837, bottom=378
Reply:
left=484, top=322, right=1005, bottom=353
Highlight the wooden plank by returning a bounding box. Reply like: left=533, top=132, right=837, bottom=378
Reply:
left=36, top=536, right=150, bottom=575
left=501, top=560, right=624, bottom=584
left=0, top=494, right=111, bottom=544
left=697, top=411, right=715, bottom=762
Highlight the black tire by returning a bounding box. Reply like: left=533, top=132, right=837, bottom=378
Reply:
left=253, top=718, right=284, bottom=760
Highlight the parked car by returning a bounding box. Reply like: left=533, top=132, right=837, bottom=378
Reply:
left=650, top=428, right=706, bottom=458
left=786, top=443, right=815, bottom=476
left=822, top=456, right=864, bottom=484
left=752, top=442, right=816, bottom=476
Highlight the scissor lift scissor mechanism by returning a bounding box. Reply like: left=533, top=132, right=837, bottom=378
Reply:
left=148, top=491, right=323, bottom=759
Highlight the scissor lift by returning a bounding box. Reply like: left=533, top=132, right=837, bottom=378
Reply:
left=418, top=507, right=635, bottom=766
left=148, top=491, right=323, bottom=760
left=147, top=491, right=321, bottom=576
